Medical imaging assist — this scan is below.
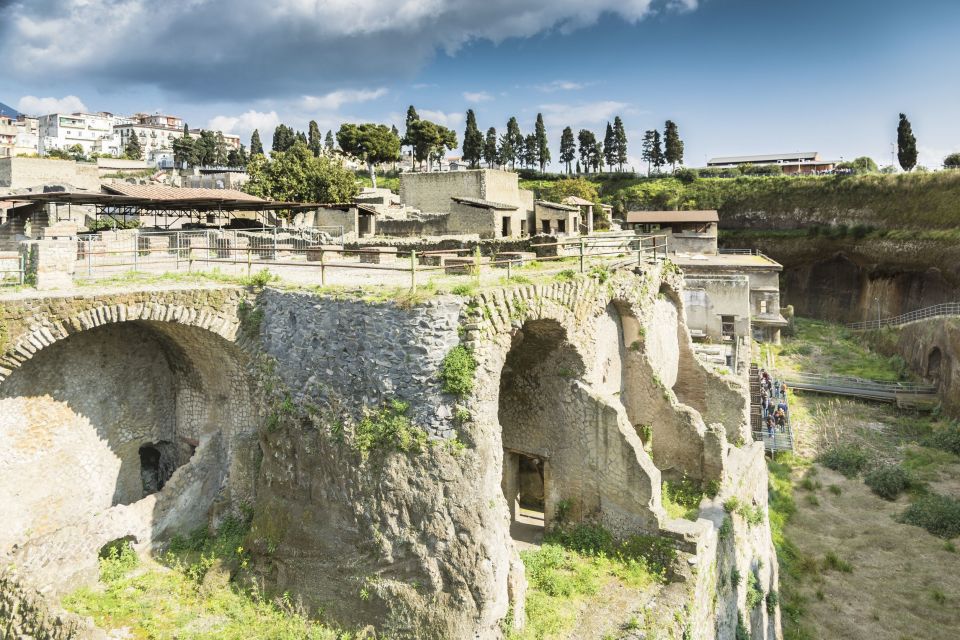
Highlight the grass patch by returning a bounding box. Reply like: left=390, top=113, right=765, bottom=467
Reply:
left=510, top=524, right=673, bottom=639
left=822, top=551, right=853, bottom=573
left=924, top=421, right=960, bottom=456
left=662, top=477, right=703, bottom=521
left=63, top=515, right=345, bottom=639
left=897, top=493, right=960, bottom=539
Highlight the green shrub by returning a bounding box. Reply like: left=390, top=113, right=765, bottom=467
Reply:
left=746, top=572, right=764, bottom=609
left=864, top=464, right=912, bottom=500
left=924, top=422, right=960, bottom=455
left=766, top=590, right=779, bottom=614
left=818, top=444, right=869, bottom=477
left=735, top=612, right=749, bottom=640
left=439, top=345, right=477, bottom=396
left=719, top=516, right=733, bottom=542
left=828, top=484, right=842, bottom=496
left=662, top=477, right=704, bottom=521
left=242, top=268, right=276, bottom=288
left=98, top=539, right=139, bottom=583
left=354, top=399, right=427, bottom=458
left=897, top=493, right=960, bottom=539
left=451, top=283, right=476, bottom=296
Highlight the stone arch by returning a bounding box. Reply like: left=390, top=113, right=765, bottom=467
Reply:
left=0, top=308, right=258, bottom=592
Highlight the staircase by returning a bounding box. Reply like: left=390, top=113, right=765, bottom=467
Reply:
left=749, top=363, right=794, bottom=453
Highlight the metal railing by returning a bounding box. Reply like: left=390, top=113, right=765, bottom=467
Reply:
left=70, top=233, right=671, bottom=288
left=780, top=372, right=936, bottom=402
left=847, top=302, right=960, bottom=331
left=750, top=367, right=795, bottom=453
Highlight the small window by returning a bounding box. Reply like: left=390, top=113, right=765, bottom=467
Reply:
left=759, top=300, right=768, bottom=314
left=557, top=219, right=566, bottom=233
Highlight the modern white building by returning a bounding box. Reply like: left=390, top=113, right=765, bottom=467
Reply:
left=37, top=112, right=127, bottom=156
left=114, top=123, right=184, bottom=162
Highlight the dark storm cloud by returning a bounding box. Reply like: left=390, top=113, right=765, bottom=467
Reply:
left=0, top=0, right=693, bottom=101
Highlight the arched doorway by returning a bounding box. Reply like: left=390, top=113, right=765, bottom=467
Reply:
left=927, top=347, right=943, bottom=380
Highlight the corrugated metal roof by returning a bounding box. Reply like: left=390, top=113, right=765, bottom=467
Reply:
left=451, top=196, right=518, bottom=210
left=625, top=210, right=718, bottom=223
left=707, top=152, right=819, bottom=164
left=104, top=184, right=263, bottom=202
left=536, top=199, right=580, bottom=212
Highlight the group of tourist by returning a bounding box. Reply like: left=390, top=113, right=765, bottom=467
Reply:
left=759, top=368, right=789, bottom=437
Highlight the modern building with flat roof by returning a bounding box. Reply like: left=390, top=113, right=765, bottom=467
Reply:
left=707, top=151, right=839, bottom=174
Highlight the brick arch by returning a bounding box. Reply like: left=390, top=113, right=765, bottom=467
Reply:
left=0, top=299, right=244, bottom=384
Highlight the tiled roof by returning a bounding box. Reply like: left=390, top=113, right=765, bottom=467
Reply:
left=561, top=195, right=594, bottom=206
left=536, top=199, right=579, bottom=212
left=451, top=196, right=518, bottom=210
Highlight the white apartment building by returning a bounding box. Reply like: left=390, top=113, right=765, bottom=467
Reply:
left=134, top=113, right=184, bottom=129
left=0, top=116, right=16, bottom=158
left=115, top=123, right=184, bottom=162
left=37, top=112, right=127, bottom=156
left=13, top=116, right=39, bottom=156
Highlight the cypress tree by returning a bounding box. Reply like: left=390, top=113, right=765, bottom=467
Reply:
left=603, top=122, right=616, bottom=170
left=505, top=117, right=522, bottom=169
left=462, top=109, right=484, bottom=168
left=534, top=113, right=550, bottom=172
left=559, top=126, right=576, bottom=174
left=483, top=127, right=498, bottom=168
left=524, top=133, right=538, bottom=170
left=664, top=120, right=684, bottom=171
left=250, top=129, right=264, bottom=155
left=324, top=130, right=335, bottom=150
left=897, top=113, right=917, bottom=171
left=308, top=120, right=322, bottom=156
left=613, top=116, right=628, bottom=171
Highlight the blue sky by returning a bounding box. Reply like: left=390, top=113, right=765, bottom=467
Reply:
left=2, top=0, right=958, bottom=169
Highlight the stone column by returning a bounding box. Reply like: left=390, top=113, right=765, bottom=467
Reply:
left=19, top=239, right=77, bottom=290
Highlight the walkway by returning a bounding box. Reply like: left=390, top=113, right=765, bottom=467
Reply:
left=847, top=302, right=960, bottom=331
left=750, top=364, right=794, bottom=453
left=779, top=372, right=936, bottom=407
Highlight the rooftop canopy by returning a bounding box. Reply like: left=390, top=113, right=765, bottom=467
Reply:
left=624, top=210, right=719, bottom=224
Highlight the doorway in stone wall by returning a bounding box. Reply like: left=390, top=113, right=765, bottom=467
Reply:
left=502, top=449, right=547, bottom=547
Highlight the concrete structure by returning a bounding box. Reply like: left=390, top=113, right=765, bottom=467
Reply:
left=561, top=195, right=595, bottom=234
left=449, top=196, right=524, bottom=238
left=706, top=151, right=839, bottom=175
left=0, top=116, right=17, bottom=158
left=12, top=116, right=39, bottom=157
left=624, top=210, right=718, bottom=254
left=115, top=122, right=183, bottom=162
left=0, top=157, right=101, bottom=191
left=622, top=210, right=786, bottom=345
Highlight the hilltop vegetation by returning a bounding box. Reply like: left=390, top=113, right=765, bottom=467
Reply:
left=519, top=170, right=960, bottom=231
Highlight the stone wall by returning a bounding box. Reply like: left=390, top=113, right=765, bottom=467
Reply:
left=684, top=275, right=752, bottom=339
left=247, top=266, right=775, bottom=638
left=400, top=170, right=485, bottom=214
left=882, top=317, right=960, bottom=417
left=0, top=157, right=100, bottom=191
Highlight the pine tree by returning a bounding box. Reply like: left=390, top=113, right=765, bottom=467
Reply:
left=462, top=109, right=484, bottom=168
left=613, top=116, right=628, bottom=171
left=559, top=126, right=576, bottom=174
left=664, top=120, right=684, bottom=171
left=603, top=122, right=616, bottom=170
left=308, top=120, right=322, bottom=156
left=897, top=113, right=917, bottom=172
left=125, top=130, right=142, bottom=160
left=295, top=131, right=308, bottom=146
left=250, top=129, right=264, bottom=155
left=577, top=129, right=596, bottom=174
left=324, top=130, right=335, bottom=150
left=575, top=160, right=581, bottom=175
left=505, top=117, right=522, bottom=169
left=641, top=130, right=656, bottom=176
left=483, top=127, right=498, bottom=168
left=498, top=132, right=515, bottom=170
left=534, top=113, right=550, bottom=172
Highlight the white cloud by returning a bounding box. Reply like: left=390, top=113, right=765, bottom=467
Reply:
left=0, top=0, right=695, bottom=99
left=916, top=144, right=960, bottom=170
left=299, top=88, right=388, bottom=112
left=16, top=94, right=87, bottom=115
left=463, top=91, right=493, bottom=103
left=207, top=110, right=281, bottom=140
left=539, top=101, right=630, bottom=127
left=536, top=80, right=585, bottom=92
left=419, top=109, right=464, bottom=128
